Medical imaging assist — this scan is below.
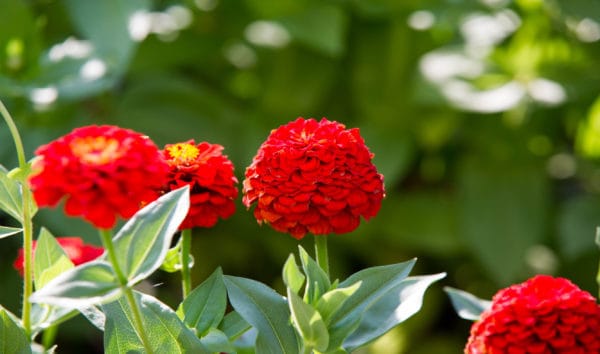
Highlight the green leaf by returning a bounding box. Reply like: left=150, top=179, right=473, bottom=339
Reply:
left=33, top=228, right=75, bottom=290
left=287, top=287, right=329, bottom=352
left=343, top=273, right=446, bottom=351
left=327, top=259, right=416, bottom=350
left=298, top=246, right=330, bottom=304
left=218, top=311, right=251, bottom=341
left=112, top=186, right=190, bottom=285
left=224, top=275, right=299, bottom=354
left=0, top=165, right=25, bottom=222
left=29, top=261, right=121, bottom=308
left=160, top=237, right=194, bottom=273
left=282, top=254, right=305, bottom=295
left=103, top=291, right=209, bottom=354
left=200, top=328, right=235, bottom=353
left=31, top=303, right=76, bottom=335
left=444, top=287, right=492, bottom=321
left=177, top=268, right=227, bottom=336
left=0, top=306, right=31, bottom=354
left=0, top=226, right=21, bottom=239
left=315, top=282, right=361, bottom=325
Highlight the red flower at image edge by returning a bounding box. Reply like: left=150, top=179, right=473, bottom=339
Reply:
left=29, top=125, right=169, bottom=229
left=162, top=140, right=238, bottom=229
left=466, top=275, right=600, bottom=354
left=13, top=237, right=104, bottom=276
left=243, top=117, right=385, bottom=239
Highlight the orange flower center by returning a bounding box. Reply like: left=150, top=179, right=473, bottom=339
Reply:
left=167, top=143, right=200, bottom=164
left=70, top=136, right=123, bottom=165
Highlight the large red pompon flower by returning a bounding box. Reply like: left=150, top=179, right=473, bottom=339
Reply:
left=29, top=125, right=169, bottom=229
left=243, top=117, right=385, bottom=239
left=162, top=140, right=238, bottom=229
left=13, top=237, right=104, bottom=276
left=466, top=275, right=600, bottom=354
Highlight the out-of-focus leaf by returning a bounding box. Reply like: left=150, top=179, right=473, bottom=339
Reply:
left=576, top=94, right=600, bottom=158
left=0, top=306, right=31, bottom=354
left=33, top=228, right=74, bottom=290
left=177, top=268, right=227, bottom=336
left=458, top=155, right=548, bottom=285
left=444, top=287, right=492, bottom=321
left=224, top=275, right=299, bottom=354
left=103, top=291, right=209, bottom=353
left=558, top=195, right=600, bottom=259
left=280, top=4, right=348, bottom=57
left=160, top=237, right=194, bottom=273
left=29, top=261, right=121, bottom=308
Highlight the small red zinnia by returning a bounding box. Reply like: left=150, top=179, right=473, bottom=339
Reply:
left=466, top=275, right=600, bottom=354
left=29, top=125, right=169, bottom=229
left=13, top=237, right=104, bottom=276
left=162, top=140, right=238, bottom=229
left=243, top=117, right=385, bottom=239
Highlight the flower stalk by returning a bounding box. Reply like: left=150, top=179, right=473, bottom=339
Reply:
left=0, top=99, right=34, bottom=338
left=99, top=229, right=154, bottom=354
left=180, top=228, right=193, bottom=298
left=314, top=235, right=329, bottom=278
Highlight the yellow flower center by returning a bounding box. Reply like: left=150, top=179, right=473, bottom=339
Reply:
left=167, top=143, right=199, bottom=164
left=70, top=136, right=123, bottom=165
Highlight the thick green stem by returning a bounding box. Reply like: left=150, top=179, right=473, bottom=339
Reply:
left=99, top=229, right=154, bottom=354
left=180, top=228, right=193, bottom=299
left=42, top=324, right=58, bottom=350
left=0, top=99, right=33, bottom=338
left=314, top=235, right=329, bottom=278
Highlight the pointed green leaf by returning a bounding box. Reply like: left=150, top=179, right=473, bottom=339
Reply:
left=315, top=282, right=361, bottom=325
left=224, top=275, right=299, bottom=354
left=327, top=259, right=416, bottom=350
left=283, top=254, right=305, bottom=295
left=112, top=186, right=189, bottom=285
left=0, top=226, right=21, bottom=239
left=0, top=165, right=25, bottom=222
left=200, top=328, right=235, bottom=353
left=177, top=268, right=227, bottom=336
left=34, top=228, right=75, bottom=290
left=287, top=287, right=329, bottom=352
left=218, top=311, right=251, bottom=341
left=344, top=273, right=446, bottom=351
left=30, top=261, right=121, bottom=308
left=31, top=303, right=76, bottom=335
left=298, top=246, right=330, bottom=304
left=103, top=291, right=209, bottom=354
left=0, top=306, right=31, bottom=354
left=444, top=286, right=492, bottom=321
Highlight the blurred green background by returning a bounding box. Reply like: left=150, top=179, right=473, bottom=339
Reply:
left=1, top=0, right=600, bottom=352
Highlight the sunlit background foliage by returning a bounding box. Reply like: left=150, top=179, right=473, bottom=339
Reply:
left=1, top=0, right=600, bottom=352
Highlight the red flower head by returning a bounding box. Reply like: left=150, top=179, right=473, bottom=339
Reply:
left=243, top=117, right=385, bottom=239
left=13, top=237, right=104, bottom=276
left=162, top=140, right=238, bottom=229
left=29, top=125, right=169, bottom=229
left=466, top=275, right=600, bottom=354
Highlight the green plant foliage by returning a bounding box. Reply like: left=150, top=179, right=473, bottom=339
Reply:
left=102, top=291, right=209, bottom=354
left=0, top=307, right=30, bottom=354
left=33, top=228, right=74, bottom=290
left=287, top=287, right=329, bottom=352
left=0, top=226, right=21, bottom=239
left=224, top=275, right=300, bottom=354
left=444, top=287, right=492, bottom=321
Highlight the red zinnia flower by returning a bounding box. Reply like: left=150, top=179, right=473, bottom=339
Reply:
left=13, top=237, right=104, bottom=276
left=243, top=117, right=385, bottom=239
left=466, top=275, right=600, bottom=354
left=29, top=125, right=169, bottom=229
left=162, top=140, right=238, bottom=229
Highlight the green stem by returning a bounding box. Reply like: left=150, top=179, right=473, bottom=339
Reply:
left=42, top=324, right=59, bottom=349
left=180, top=228, right=193, bottom=299
left=314, top=235, right=329, bottom=278
left=99, top=229, right=154, bottom=354
left=0, top=99, right=33, bottom=338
